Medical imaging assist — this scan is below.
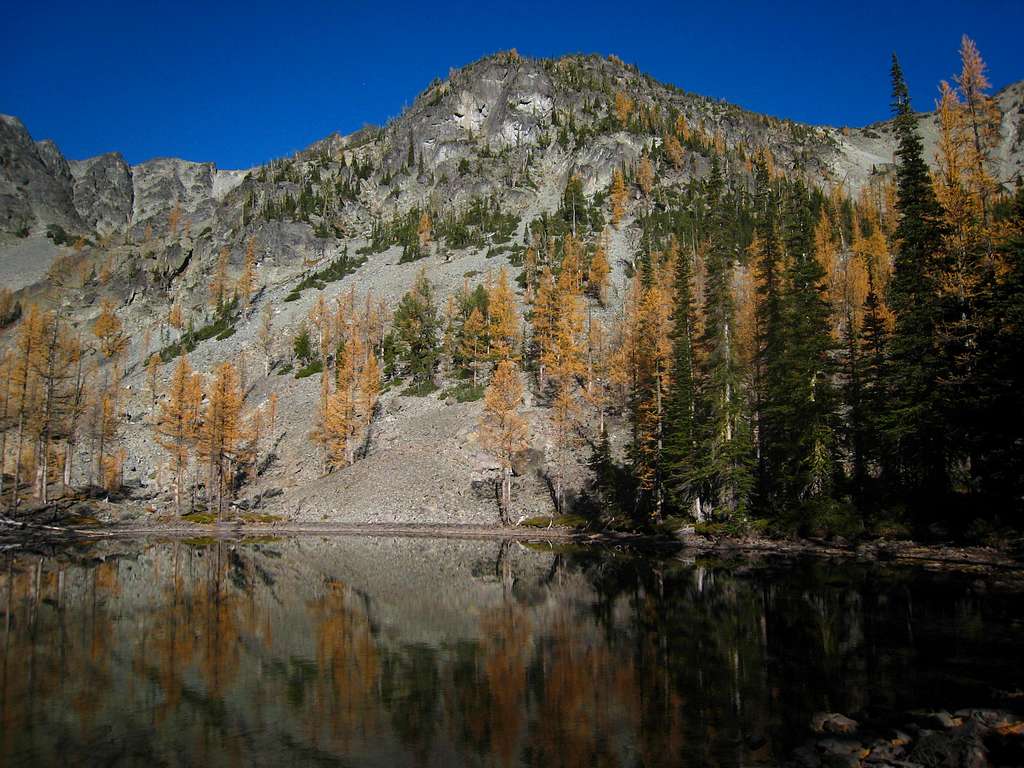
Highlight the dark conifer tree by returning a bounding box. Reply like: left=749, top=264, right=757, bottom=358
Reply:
left=696, top=157, right=754, bottom=518
left=776, top=181, right=837, bottom=510
left=662, top=240, right=699, bottom=515
left=885, top=55, right=950, bottom=502
left=751, top=155, right=787, bottom=510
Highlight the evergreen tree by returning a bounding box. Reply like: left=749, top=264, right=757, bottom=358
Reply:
left=751, top=155, right=787, bottom=509
left=885, top=55, right=950, bottom=502
left=662, top=240, right=699, bottom=516
left=776, top=181, right=838, bottom=510
left=696, top=158, right=753, bottom=519
left=393, top=270, right=441, bottom=385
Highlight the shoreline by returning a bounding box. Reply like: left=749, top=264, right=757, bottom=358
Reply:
left=3, top=518, right=1022, bottom=573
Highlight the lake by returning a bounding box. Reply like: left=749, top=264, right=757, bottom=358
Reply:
left=1, top=537, right=1022, bottom=767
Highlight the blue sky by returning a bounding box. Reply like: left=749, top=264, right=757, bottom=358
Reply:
left=2, top=0, right=1021, bottom=169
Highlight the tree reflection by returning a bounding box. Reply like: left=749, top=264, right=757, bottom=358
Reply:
left=305, top=579, right=381, bottom=751
left=0, top=541, right=1021, bottom=768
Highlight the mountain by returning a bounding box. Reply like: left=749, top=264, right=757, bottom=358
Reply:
left=3, top=54, right=1021, bottom=246
left=0, top=51, right=1021, bottom=526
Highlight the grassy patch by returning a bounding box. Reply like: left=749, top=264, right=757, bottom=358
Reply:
left=295, top=360, right=323, bottom=379
left=441, top=381, right=485, bottom=403
left=401, top=380, right=440, bottom=397
left=286, top=250, right=366, bottom=299
left=520, top=514, right=589, bottom=529
left=159, top=299, right=239, bottom=362
left=182, top=511, right=218, bottom=524
left=240, top=513, right=284, bottom=524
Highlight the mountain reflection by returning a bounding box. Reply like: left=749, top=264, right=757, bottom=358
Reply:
left=1, top=538, right=1022, bottom=767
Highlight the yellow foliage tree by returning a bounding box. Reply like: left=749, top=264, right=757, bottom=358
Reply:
left=487, top=267, right=520, bottom=364
left=613, top=91, right=634, bottom=128
left=418, top=211, right=432, bottom=251
left=209, top=247, right=230, bottom=308
left=237, top=238, right=257, bottom=309
left=155, top=355, right=200, bottom=516
left=637, top=155, right=655, bottom=198
left=664, top=134, right=685, bottom=170
left=462, top=306, right=487, bottom=385
left=588, top=238, right=610, bottom=305
left=168, top=302, right=184, bottom=330
left=197, top=362, right=244, bottom=520
left=93, top=299, right=127, bottom=360
left=146, top=353, right=161, bottom=406
left=610, top=169, right=627, bottom=228
left=480, top=360, right=529, bottom=523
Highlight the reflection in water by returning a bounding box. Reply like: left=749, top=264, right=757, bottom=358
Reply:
left=1, top=539, right=1022, bottom=767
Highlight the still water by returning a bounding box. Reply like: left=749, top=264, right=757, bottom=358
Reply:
left=1, top=537, right=1022, bottom=767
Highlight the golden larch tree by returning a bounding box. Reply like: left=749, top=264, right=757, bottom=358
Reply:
left=462, top=306, right=488, bottom=386
left=637, top=155, right=655, bottom=198
left=610, top=169, right=627, bottom=228
left=480, top=360, right=529, bottom=523
left=237, top=238, right=257, bottom=309
left=588, top=238, right=611, bottom=305
left=664, top=134, right=685, bottom=170
left=168, top=302, right=184, bottom=330
left=146, top=353, right=161, bottom=406
left=613, top=91, right=634, bottom=128
left=418, top=211, right=432, bottom=252
left=93, top=299, right=127, bottom=360
left=197, top=362, right=244, bottom=520
left=209, top=247, right=230, bottom=308
left=487, top=267, right=520, bottom=363
left=155, top=355, right=200, bottom=516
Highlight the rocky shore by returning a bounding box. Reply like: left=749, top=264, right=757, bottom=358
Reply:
left=789, top=708, right=1024, bottom=768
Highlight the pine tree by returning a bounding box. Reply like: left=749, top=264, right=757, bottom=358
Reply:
left=751, top=154, right=787, bottom=509
left=480, top=360, right=529, bottom=523
left=393, top=270, right=441, bottom=385
left=695, top=158, right=753, bottom=519
left=662, top=239, right=700, bottom=516
left=885, top=54, right=950, bottom=501
left=776, top=181, right=838, bottom=508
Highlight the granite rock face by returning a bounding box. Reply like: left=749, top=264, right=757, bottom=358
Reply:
left=0, top=115, right=84, bottom=234
left=69, top=152, right=133, bottom=236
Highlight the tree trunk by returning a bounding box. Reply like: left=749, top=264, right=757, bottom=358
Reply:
left=63, top=440, right=73, bottom=492
left=10, top=410, right=25, bottom=511
left=502, top=466, right=512, bottom=524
